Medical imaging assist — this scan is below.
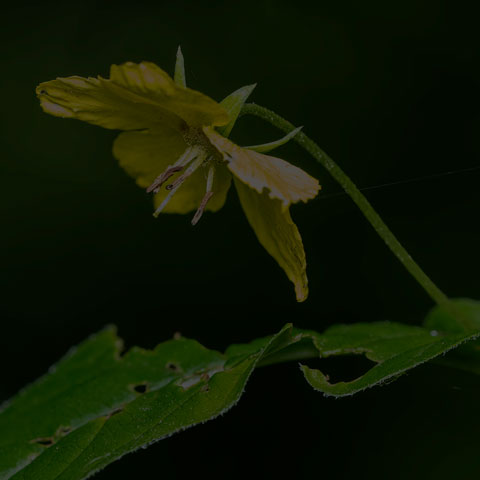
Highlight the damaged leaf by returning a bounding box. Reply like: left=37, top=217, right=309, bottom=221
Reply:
left=0, top=325, right=293, bottom=480
left=2, top=299, right=480, bottom=479
left=299, top=298, right=480, bottom=397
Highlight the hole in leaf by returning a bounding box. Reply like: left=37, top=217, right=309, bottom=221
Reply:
left=166, top=362, right=181, bottom=373
left=132, top=383, right=148, bottom=394
left=32, top=437, right=54, bottom=447
left=303, top=354, right=377, bottom=384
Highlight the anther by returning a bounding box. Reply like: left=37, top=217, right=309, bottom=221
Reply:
left=191, top=191, right=214, bottom=226
left=165, top=175, right=186, bottom=191
left=147, top=166, right=184, bottom=193
left=164, top=155, right=203, bottom=191
left=146, top=146, right=199, bottom=195
left=191, top=164, right=215, bottom=226
left=153, top=155, right=205, bottom=218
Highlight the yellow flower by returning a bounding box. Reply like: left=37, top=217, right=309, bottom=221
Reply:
left=36, top=53, right=320, bottom=301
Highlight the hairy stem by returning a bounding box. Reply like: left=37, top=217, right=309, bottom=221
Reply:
left=240, top=102, right=450, bottom=309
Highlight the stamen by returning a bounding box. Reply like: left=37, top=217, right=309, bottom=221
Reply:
left=191, top=165, right=215, bottom=226
left=205, top=162, right=215, bottom=192
left=165, top=176, right=184, bottom=191
left=165, top=155, right=204, bottom=191
left=153, top=155, right=205, bottom=218
left=152, top=185, right=181, bottom=218
left=191, top=191, right=213, bottom=226
left=146, top=146, right=197, bottom=194
left=147, top=166, right=184, bottom=193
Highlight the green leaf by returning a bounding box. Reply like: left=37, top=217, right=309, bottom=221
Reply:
left=3, top=300, right=480, bottom=479
left=424, top=298, right=480, bottom=375
left=243, top=126, right=303, bottom=153
left=0, top=324, right=293, bottom=480
left=299, top=299, right=480, bottom=397
left=173, top=45, right=186, bottom=87
left=217, top=84, right=256, bottom=137
left=424, top=298, right=480, bottom=333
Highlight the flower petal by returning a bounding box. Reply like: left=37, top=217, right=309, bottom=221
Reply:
left=109, top=62, right=229, bottom=127
left=37, top=75, right=185, bottom=131
left=153, top=163, right=232, bottom=215
left=204, top=128, right=320, bottom=208
left=36, top=62, right=229, bottom=131
left=234, top=178, right=309, bottom=302
left=112, top=128, right=187, bottom=188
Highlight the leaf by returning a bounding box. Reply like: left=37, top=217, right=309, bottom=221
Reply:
left=217, top=84, right=256, bottom=137
left=3, top=300, right=480, bottom=479
left=0, top=325, right=293, bottom=480
left=299, top=299, right=480, bottom=397
left=424, top=298, right=480, bottom=375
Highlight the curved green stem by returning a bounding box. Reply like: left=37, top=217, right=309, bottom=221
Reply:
left=240, top=102, right=450, bottom=308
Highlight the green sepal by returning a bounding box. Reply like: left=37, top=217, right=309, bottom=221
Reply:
left=217, top=84, right=256, bottom=137
left=174, top=46, right=186, bottom=87
left=243, top=126, right=303, bottom=153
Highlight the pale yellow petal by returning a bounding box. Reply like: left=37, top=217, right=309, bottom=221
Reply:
left=204, top=127, right=320, bottom=208
left=153, top=163, right=232, bottom=214
left=112, top=128, right=187, bottom=188
left=37, top=61, right=230, bottom=131
left=37, top=75, right=185, bottom=131
left=234, top=178, right=309, bottom=302
left=109, top=62, right=229, bottom=127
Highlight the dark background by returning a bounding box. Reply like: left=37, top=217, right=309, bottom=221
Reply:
left=1, top=0, right=480, bottom=478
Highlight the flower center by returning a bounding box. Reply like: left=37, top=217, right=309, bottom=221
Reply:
left=147, top=128, right=220, bottom=225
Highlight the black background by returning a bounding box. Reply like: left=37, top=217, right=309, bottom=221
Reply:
left=1, top=1, right=480, bottom=478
